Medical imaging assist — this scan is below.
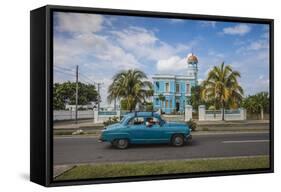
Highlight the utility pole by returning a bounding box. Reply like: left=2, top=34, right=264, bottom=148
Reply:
left=95, top=82, right=103, bottom=112
left=75, top=65, right=79, bottom=124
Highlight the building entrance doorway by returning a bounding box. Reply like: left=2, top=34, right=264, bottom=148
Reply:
left=176, top=102, right=180, bottom=112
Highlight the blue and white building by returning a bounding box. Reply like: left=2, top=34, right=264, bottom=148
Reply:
left=152, top=53, right=199, bottom=114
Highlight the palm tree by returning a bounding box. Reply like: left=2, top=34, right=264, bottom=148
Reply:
left=157, top=93, right=165, bottom=113
left=243, top=92, right=269, bottom=120
left=256, top=92, right=269, bottom=120
left=201, top=62, right=244, bottom=120
left=107, top=69, right=153, bottom=112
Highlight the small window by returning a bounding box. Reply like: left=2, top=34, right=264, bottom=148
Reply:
left=186, top=84, right=190, bottom=94
left=155, top=81, right=159, bottom=89
left=165, top=82, right=170, bottom=92
left=165, top=100, right=169, bottom=108
left=170, top=100, right=172, bottom=108
left=128, top=117, right=145, bottom=125
left=176, top=83, right=180, bottom=93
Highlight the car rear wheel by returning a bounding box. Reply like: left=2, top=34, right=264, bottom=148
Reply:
left=113, top=139, right=129, bottom=149
left=171, top=134, right=184, bottom=147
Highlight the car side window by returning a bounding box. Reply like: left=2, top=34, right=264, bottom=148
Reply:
left=128, top=117, right=145, bottom=125
left=145, top=117, right=160, bottom=127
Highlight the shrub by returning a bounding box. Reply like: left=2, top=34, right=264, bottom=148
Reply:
left=72, top=129, right=86, bottom=135
left=187, top=119, right=197, bottom=131
left=103, top=116, right=119, bottom=126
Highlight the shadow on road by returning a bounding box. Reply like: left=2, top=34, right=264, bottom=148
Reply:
left=103, top=141, right=199, bottom=150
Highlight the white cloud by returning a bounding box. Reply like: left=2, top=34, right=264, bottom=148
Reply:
left=54, top=12, right=104, bottom=33
left=111, top=26, right=158, bottom=47
left=236, top=39, right=269, bottom=54
left=111, top=26, right=191, bottom=61
left=200, top=21, right=217, bottom=28
left=54, top=32, right=140, bottom=70
left=156, top=56, right=187, bottom=73
left=54, top=32, right=141, bottom=106
left=208, top=50, right=224, bottom=58
left=247, top=40, right=269, bottom=51
left=169, top=19, right=185, bottom=23
left=223, top=24, right=251, bottom=35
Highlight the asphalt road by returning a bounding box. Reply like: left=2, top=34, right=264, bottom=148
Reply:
left=53, top=132, right=270, bottom=165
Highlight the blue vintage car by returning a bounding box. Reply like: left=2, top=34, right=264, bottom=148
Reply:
left=99, top=112, right=192, bottom=149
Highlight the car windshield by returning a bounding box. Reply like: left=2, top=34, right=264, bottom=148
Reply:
left=119, top=115, right=128, bottom=124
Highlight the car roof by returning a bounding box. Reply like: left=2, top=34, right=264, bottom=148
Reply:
left=125, top=112, right=161, bottom=118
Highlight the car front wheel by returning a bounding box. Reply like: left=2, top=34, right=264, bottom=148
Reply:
left=113, top=139, right=129, bottom=149
left=171, top=134, right=184, bottom=147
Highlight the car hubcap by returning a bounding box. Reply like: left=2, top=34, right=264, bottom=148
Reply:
left=118, top=139, right=127, bottom=148
left=175, top=137, right=183, bottom=145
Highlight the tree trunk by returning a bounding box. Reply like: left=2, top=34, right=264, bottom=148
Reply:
left=114, top=99, right=116, bottom=111
left=127, top=97, right=131, bottom=112
left=222, top=107, right=225, bottom=121
left=261, top=108, right=264, bottom=120
left=222, top=101, right=225, bottom=121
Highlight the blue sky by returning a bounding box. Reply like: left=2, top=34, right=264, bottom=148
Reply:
left=53, top=12, right=270, bottom=107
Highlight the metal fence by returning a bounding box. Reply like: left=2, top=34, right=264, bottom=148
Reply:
left=199, top=105, right=246, bottom=121
left=98, top=111, right=117, bottom=115
left=53, top=110, right=94, bottom=121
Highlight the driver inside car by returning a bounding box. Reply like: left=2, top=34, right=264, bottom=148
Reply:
left=145, top=118, right=154, bottom=127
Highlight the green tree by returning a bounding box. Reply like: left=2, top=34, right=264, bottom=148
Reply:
left=201, top=62, right=244, bottom=120
left=242, top=95, right=259, bottom=118
left=255, top=92, right=269, bottom=120
left=144, top=101, right=153, bottom=111
left=242, top=92, right=269, bottom=120
left=53, top=81, right=99, bottom=110
left=190, top=85, right=205, bottom=110
left=120, top=99, right=128, bottom=110
left=107, top=69, right=153, bottom=112
left=158, top=93, right=165, bottom=108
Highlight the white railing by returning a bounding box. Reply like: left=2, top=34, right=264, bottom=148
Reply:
left=54, top=110, right=94, bottom=121
left=199, top=105, right=247, bottom=121
left=93, top=109, right=120, bottom=124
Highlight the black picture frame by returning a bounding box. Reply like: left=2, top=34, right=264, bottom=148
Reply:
left=30, top=4, right=274, bottom=187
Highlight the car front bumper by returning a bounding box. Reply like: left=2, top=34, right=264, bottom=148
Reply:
left=98, top=134, right=104, bottom=142
left=185, top=134, right=192, bottom=143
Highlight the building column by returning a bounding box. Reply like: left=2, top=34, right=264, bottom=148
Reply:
left=185, top=105, right=192, bottom=121
left=93, top=108, right=99, bottom=124
left=198, top=105, right=206, bottom=121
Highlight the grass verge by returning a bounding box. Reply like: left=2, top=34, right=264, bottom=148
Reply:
left=55, top=156, right=269, bottom=181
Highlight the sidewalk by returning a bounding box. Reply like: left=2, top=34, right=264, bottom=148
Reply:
left=54, top=119, right=269, bottom=130
left=197, top=120, right=269, bottom=125
left=54, top=119, right=103, bottom=130
left=196, top=120, right=269, bottom=131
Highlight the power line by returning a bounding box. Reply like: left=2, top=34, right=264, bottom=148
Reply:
left=55, top=65, right=74, bottom=72
left=79, top=78, right=92, bottom=85
left=54, top=68, right=75, bottom=77
left=75, top=65, right=78, bottom=124
left=55, top=66, right=96, bottom=84
left=79, top=72, right=94, bottom=84
left=54, top=70, right=94, bottom=85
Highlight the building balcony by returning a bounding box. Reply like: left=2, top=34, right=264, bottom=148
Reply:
left=154, top=92, right=191, bottom=97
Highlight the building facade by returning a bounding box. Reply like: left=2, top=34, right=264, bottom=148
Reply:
left=152, top=53, right=198, bottom=114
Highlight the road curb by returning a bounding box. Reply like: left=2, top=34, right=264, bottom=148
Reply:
left=53, top=165, right=76, bottom=178
left=54, top=155, right=269, bottom=167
